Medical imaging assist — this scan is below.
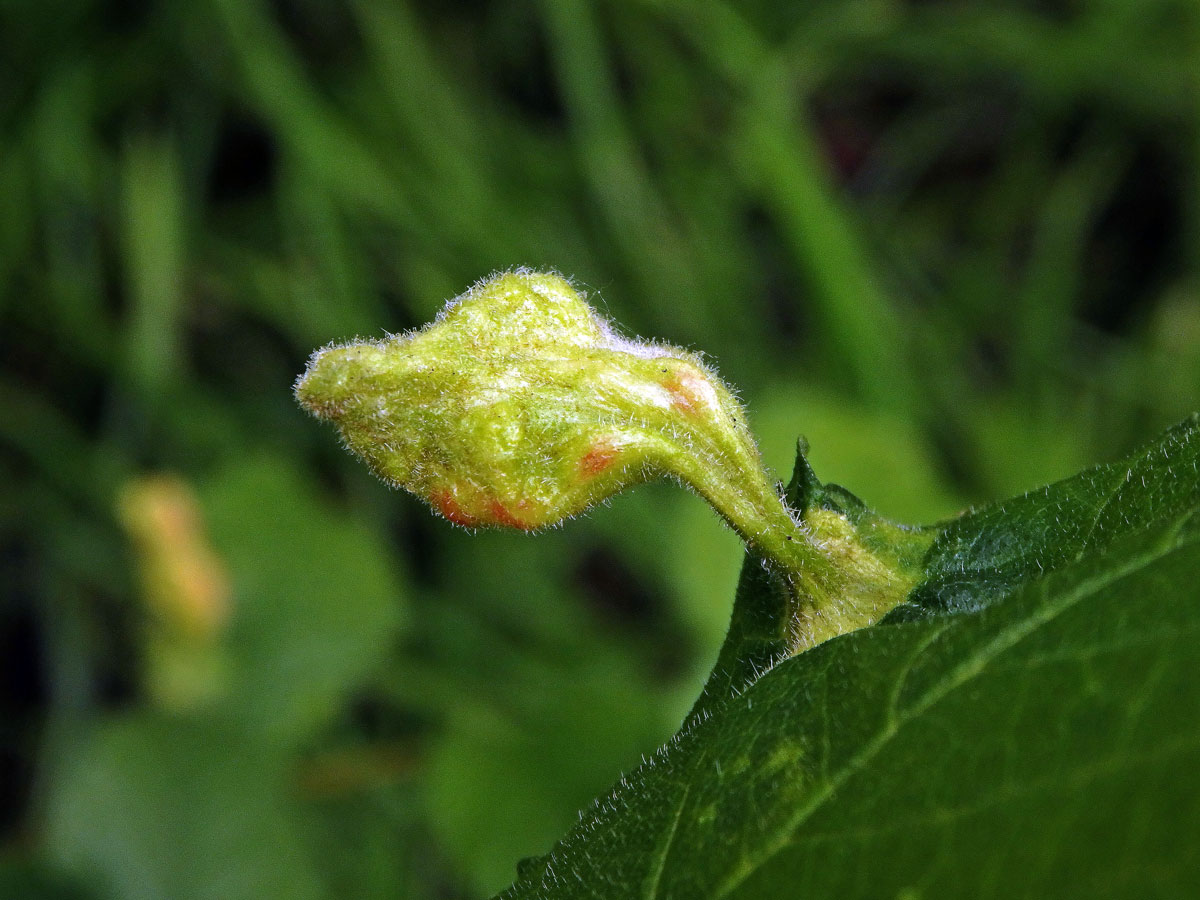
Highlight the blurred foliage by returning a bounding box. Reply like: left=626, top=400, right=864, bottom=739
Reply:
left=1, top=0, right=1198, bottom=897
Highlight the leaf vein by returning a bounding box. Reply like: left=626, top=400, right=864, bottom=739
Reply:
left=785, top=731, right=1200, bottom=847
left=643, top=781, right=690, bottom=900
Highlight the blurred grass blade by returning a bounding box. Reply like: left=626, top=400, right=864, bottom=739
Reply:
left=651, top=1, right=917, bottom=409
left=121, top=136, right=186, bottom=399
left=538, top=0, right=709, bottom=331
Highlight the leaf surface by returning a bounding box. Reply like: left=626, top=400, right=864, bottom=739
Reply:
left=498, top=417, right=1200, bottom=899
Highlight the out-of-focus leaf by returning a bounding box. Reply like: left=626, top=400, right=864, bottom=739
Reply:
left=410, top=528, right=683, bottom=896
left=0, top=859, right=94, bottom=900
left=964, top=400, right=1094, bottom=503
left=427, top=657, right=669, bottom=896
left=199, top=456, right=405, bottom=745
left=46, top=717, right=323, bottom=900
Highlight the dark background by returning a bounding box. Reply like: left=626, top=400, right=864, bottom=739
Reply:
left=2, top=0, right=1198, bottom=897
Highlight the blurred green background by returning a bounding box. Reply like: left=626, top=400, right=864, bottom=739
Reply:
left=2, top=0, right=1198, bottom=897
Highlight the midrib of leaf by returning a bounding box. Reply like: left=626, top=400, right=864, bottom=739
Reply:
left=881, top=622, right=953, bottom=733
left=710, top=521, right=1193, bottom=899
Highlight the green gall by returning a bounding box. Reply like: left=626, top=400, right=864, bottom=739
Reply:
left=296, top=269, right=918, bottom=651
left=295, top=270, right=767, bottom=533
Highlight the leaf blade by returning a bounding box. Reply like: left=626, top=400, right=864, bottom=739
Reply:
left=497, top=417, right=1200, bottom=899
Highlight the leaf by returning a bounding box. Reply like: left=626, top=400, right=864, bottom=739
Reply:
left=200, top=456, right=405, bottom=745
left=0, top=859, right=94, bottom=900
left=894, top=415, right=1200, bottom=619
left=496, top=416, right=1200, bottom=899
left=46, top=718, right=324, bottom=900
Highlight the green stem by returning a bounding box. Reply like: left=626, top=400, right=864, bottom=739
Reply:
left=670, top=430, right=915, bottom=652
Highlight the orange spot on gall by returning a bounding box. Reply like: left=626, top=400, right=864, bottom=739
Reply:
left=431, top=489, right=480, bottom=527
left=661, top=371, right=704, bottom=417
left=488, top=498, right=533, bottom=530
left=580, top=440, right=619, bottom=476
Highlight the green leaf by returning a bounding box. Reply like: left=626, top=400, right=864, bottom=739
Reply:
left=496, top=416, right=1200, bottom=899
left=200, top=456, right=406, bottom=745
left=0, top=859, right=94, bottom=900
left=46, top=718, right=324, bottom=900
left=895, top=415, right=1200, bottom=619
